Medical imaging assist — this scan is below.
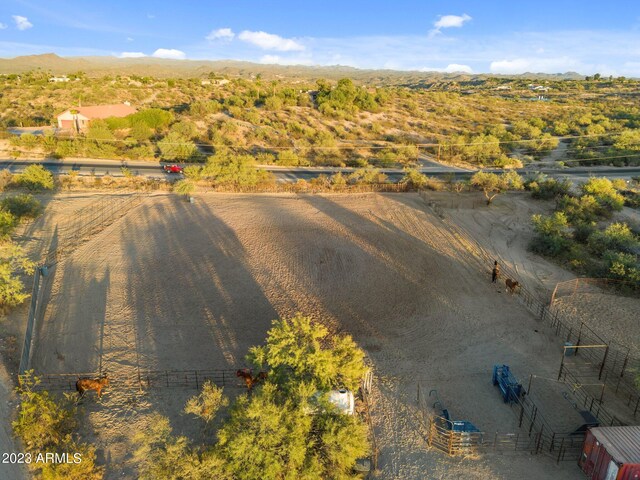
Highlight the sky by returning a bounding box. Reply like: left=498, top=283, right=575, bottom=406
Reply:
left=1, top=0, right=640, bottom=75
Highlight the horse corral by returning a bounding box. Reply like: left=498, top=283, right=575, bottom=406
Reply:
left=23, top=191, right=637, bottom=479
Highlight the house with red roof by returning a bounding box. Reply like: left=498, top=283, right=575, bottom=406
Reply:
left=56, top=103, right=137, bottom=131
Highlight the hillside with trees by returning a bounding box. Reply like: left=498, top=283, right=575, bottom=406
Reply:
left=2, top=60, right=640, bottom=169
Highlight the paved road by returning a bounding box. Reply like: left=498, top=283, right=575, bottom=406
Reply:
left=1, top=158, right=639, bottom=183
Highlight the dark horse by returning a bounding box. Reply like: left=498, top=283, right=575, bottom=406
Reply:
left=236, top=369, right=267, bottom=391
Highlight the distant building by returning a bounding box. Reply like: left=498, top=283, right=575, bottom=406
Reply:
left=56, top=103, right=137, bottom=131
left=49, top=76, right=70, bottom=83
left=494, top=85, right=512, bottom=90
left=529, top=85, right=550, bottom=92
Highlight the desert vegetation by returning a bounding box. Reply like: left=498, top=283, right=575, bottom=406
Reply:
left=2, top=70, right=640, bottom=167
left=134, top=314, right=370, bottom=480
left=528, top=176, right=640, bottom=287
left=13, top=372, right=103, bottom=479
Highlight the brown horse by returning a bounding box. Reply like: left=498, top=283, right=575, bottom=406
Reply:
left=236, top=369, right=267, bottom=391
left=505, top=278, right=520, bottom=294
left=76, top=375, right=110, bottom=400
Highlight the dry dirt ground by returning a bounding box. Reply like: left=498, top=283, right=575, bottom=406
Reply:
left=12, top=191, right=636, bottom=479
left=553, top=294, right=640, bottom=356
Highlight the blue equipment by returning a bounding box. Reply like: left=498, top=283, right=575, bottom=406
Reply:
left=492, top=364, right=523, bottom=404
left=429, top=389, right=480, bottom=432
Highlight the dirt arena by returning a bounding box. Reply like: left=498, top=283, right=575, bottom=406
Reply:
left=553, top=293, right=640, bottom=354
left=24, top=192, right=595, bottom=479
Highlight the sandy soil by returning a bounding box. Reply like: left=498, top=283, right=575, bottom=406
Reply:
left=553, top=293, right=640, bottom=354
left=420, top=191, right=578, bottom=299
left=23, top=192, right=595, bottom=479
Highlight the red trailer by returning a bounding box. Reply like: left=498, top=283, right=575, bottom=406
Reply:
left=579, top=426, right=640, bottom=480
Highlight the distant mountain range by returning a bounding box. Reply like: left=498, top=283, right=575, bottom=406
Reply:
left=0, top=53, right=587, bottom=83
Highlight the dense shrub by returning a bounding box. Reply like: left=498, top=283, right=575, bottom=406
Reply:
left=529, top=178, right=572, bottom=200
left=0, top=194, right=42, bottom=219
left=158, top=132, right=197, bottom=161
left=587, top=223, right=639, bottom=255
left=15, top=165, right=54, bottom=191
left=530, top=212, right=571, bottom=256
left=13, top=372, right=103, bottom=479
left=581, top=177, right=625, bottom=212
left=557, top=194, right=600, bottom=223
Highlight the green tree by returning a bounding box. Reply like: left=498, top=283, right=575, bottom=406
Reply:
left=0, top=242, right=35, bottom=306
left=0, top=211, right=17, bottom=238
left=184, top=381, right=227, bottom=425
left=134, top=414, right=229, bottom=480
left=471, top=171, right=523, bottom=205
left=587, top=223, right=639, bottom=255
left=603, top=251, right=640, bottom=285
left=86, top=119, right=115, bottom=141
left=347, top=168, right=388, bottom=185
left=581, top=177, right=625, bottom=212
left=173, top=179, right=196, bottom=197
left=13, top=372, right=76, bottom=451
left=1, top=194, right=42, bottom=219
left=264, top=96, right=283, bottom=111
left=158, top=132, right=197, bottom=161
left=129, top=108, right=174, bottom=130
left=530, top=212, right=570, bottom=256
left=216, top=384, right=314, bottom=480
left=276, top=150, right=302, bottom=166
left=202, top=152, right=273, bottom=187
left=16, top=164, right=54, bottom=191
left=248, top=314, right=367, bottom=392
left=400, top=169, right=429, bottom=190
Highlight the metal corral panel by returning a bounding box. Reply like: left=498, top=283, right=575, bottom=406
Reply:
left=590, top=426, right=640, bottom=465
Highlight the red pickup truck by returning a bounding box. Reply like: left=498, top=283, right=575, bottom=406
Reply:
left=162, top=164, right=184, bottom=174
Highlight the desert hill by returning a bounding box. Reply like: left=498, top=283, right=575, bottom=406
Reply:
left=0, top=53, right=586, bottom=83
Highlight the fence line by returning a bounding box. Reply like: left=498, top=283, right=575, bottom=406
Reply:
left=360, top=371, right=378, bottom=472
left=24, top=369, right=244, bottom=391
left=419, top=192, right=639, bottom=417
left=424, top=413, right=585, bottom=462
left=419, top=378, right=588, bottom=462
left=551, top=277, right=640, bottom=304
left=44, top=192, right=144, bottom=266
left=201, top=183, right=411, bottom=194
left=18, top=192, right=146, bottom=380
left=18, top=267, right=44, bottom=375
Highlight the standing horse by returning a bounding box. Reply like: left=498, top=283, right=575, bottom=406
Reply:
left=76, top=375, right=110, bottom=400
left=505, top=278, right=520, bottom=294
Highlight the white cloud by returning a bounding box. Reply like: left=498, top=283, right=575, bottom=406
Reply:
left=206, top=28, right=234, bottom=41
left=444, top=63, right=473, bottom=73
left=0, top=23, right=7, bottom=30
left=152, top=48, right=186, bottom=60
left=238, top=30, right=304, bottom=51
left=434, top=13, right=472, bottom=29
left=12, top=15, right=33, bottom=31
left=126, top=37, right=134, bottom=42
left=119, top=51, right=146, bottom=58
left=420, top=63, right=473, bottom=73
